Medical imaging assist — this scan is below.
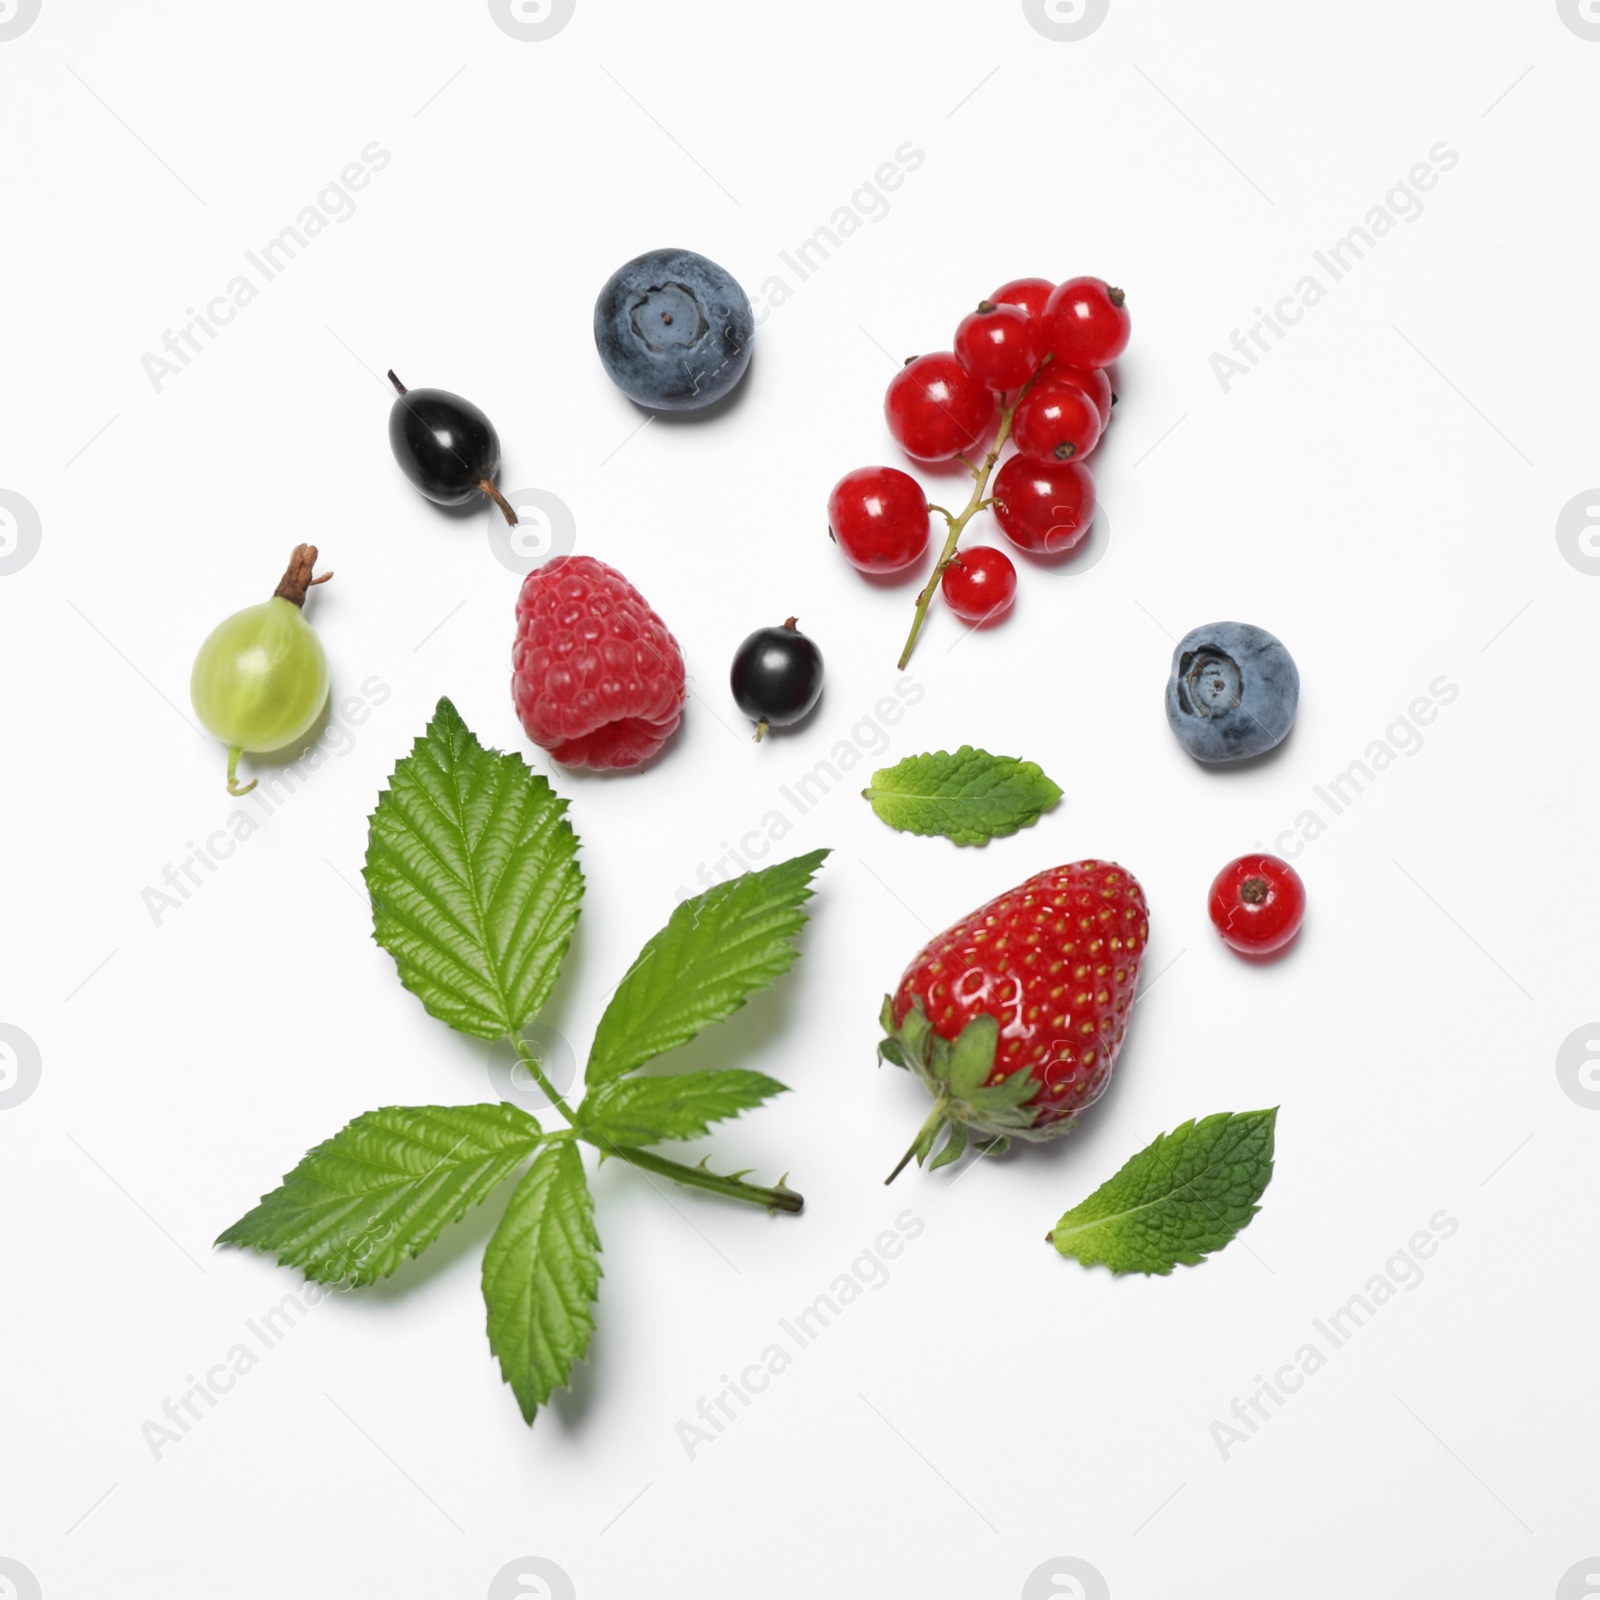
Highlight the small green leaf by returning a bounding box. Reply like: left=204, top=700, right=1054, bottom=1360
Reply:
left=928, top=1122, right=968, bottom=1171
left=364, top=698, right=584, bottom=1040
left=893, top=998, right=933, bottom=1069
left=877, top=1035, right=912, bottom=1071
left=1048, top=1110, right=1278, bottom=1276
left=578, top=1070, right=788, bottom=1148
left=863, top=747, right=1063, bottom=845
left=584, top=848, right=828, bottom=1086
left=944, top=1013, right=1000, bottom=1098
left=217, top=1103, right=543, bottom=1286
left=483, top=1140, right=601, bottom=1423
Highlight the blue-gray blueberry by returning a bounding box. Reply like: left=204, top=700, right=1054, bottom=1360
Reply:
left=1166, top=621, right=1298, bottom=763
left=594, top=249, right=753, bottom=411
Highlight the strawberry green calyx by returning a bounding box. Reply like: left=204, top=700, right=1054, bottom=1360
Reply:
left=879, top=996, right=1066, bottom=1183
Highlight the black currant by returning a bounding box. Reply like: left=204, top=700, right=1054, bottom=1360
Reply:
left=387, top=371, right=516, bottom=525
left=730, top=617, right=824, bottom=740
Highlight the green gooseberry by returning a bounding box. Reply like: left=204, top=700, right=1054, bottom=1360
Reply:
left=191, top=545, right=332, bottom=795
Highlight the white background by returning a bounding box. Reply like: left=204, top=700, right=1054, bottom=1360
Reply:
left=2, top=1, right=1598, bottom=1596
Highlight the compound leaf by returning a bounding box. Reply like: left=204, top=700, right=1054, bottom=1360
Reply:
left=483, top=1140, right=601, bottom=1423
left=217, top=1102, right=543, bottom=1286
left=584, top=849, right=827, bottom=1086
left=364, top=697, right=583, bottom=1040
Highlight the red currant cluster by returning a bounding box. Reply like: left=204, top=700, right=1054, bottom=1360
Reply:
left=827, top=275, right=1130, bottom=667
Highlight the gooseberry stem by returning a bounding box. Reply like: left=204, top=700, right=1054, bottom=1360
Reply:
left=896, top=360, right=1052, bottom=671
left=225, top=745, right=256, bottom=797
left=274, top=545, right=331, bottom=607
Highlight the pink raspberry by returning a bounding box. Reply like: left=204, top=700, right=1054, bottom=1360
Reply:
left=512, top=555, right=686, bottom=770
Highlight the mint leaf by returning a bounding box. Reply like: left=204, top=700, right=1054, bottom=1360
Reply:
left=584, top=848, right=828, bottom=1086
left=863, top=747, right=1062, bottom=845
left=1048, top=1110, right=1278, bottom=1275
left=578, top=1070, right=787, bottom=1148
left=364, top=698, right=583, bottom=1040
left=483, top=1140, right=600, bottom=1422
left=217, top=1103, right=543, bottom=1286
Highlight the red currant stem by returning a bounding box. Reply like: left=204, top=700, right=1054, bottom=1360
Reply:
left=480, top=479, right=518, bottom=526
left=225, top=745, right=257, bottom=798
left=894, top=360, right=1058, bottom=670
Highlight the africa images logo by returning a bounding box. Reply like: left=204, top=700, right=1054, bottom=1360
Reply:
left=0, top=0, right=41, bottom=42
left=0, top=1025, right=42, bottom=1111
left=1022, top=0, right=1109, bottom=42
left=1557, top=0, right=1600, bottom=42
left=0, top=490, right=41, bottom=576
left=1555, top=489, right=1600, bottom=575
left=1021, top=1557, right=1110, bottom=1599
left=488, top=1558, right=576, bottom=1599
left=489, top=0, right=574, bottom=41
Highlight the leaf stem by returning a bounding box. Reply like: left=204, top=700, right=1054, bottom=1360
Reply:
left=604, top=1144, right=804, bottom=1213
left=896, top=359, right=1054, bottom=670
left=512, top=1034, right=576, bottom=1125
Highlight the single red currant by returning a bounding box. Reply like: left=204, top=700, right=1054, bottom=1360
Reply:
left=1052, top=363, right=1113, bottom=427
left=1012, top=378, right=1103, bottom=465
left=990, top=276, right=1055, bottom=324
left=1043, top=276, right=1131, bottom=369
left=991, top=455, right=1095, bottom=555
left=885, top=353, right=998, bottom=463
left=940, top=546, right=1017, bottom=624
left=1208, top=855, right=1306, bottom=956
left=954, top=302, right=1043, bottom=392
left=827, top=466, right=930, bottom=574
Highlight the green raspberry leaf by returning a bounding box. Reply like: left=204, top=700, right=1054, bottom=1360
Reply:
left=217, top=1103, right=543, bottom=1286
left=584, top=848, right=829, bottom=1087
left=483, top=1140, right=601, bottom=1424
left=364, top=698, right=584, bottom=1040
left=1048, top=1109, right=1278, bottom=1275
left=863, top=747, right=1063, bottom=845
left=578, top=1070, right=788, bottom=1148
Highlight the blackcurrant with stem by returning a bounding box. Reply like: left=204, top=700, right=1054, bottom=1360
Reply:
left=730, top=618, right=824, bottom=741
left=386, top=371, right=516, bottom=525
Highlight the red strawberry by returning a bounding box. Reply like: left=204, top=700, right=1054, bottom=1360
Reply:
left=880, top=860, right=1149, bottom=1181
left=512, top=555, right=686, bottom=770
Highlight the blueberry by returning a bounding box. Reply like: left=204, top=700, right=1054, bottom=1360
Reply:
left=1165, top=621, right=1299, bottom=763
left=594, top=249, right=753, bottom=411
